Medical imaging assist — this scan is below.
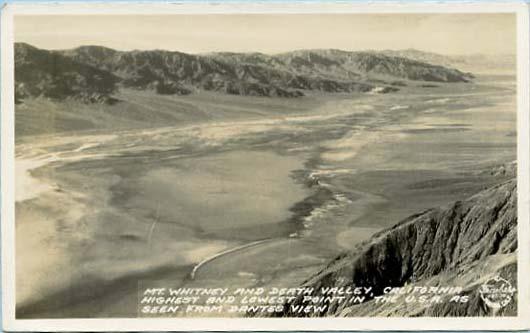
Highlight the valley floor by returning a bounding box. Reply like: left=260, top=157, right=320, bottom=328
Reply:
left=14, top=75, right=516, bottom=318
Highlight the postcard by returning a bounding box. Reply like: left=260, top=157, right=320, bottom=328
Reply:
left=1, top=2, right=529, bottom=331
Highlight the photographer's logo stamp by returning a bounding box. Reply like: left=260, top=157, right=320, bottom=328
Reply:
left=479, top=276, right=516, bottom=309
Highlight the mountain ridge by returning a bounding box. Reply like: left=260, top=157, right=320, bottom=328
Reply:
left=15, top=43, right=120, bottom=104
left=15, top=43, right=474, bottom=104
left=379, top=49, right=515, bottom=74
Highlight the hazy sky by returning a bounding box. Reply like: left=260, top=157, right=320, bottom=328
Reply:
left=15, top=14, right=516, bottom=55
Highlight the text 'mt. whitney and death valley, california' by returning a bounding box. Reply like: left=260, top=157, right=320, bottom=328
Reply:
left=2, top=7, right=530, bottom=330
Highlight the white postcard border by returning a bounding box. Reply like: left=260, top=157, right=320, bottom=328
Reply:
left=1, top=2, right=529, bottom=331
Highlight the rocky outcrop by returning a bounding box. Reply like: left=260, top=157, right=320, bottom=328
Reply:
left=272, top=179, right=517, bottom=317
left=14, top=43, right=473, bottom=103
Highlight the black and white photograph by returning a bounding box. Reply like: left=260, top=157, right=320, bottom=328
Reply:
left=1, top=3, right=529, bottom=331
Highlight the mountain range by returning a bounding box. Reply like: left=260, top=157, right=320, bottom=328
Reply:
left=15, top=43, right=474, bottom=104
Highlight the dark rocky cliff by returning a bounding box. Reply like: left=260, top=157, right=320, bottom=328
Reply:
left=274, top=179, right=517, bottom=317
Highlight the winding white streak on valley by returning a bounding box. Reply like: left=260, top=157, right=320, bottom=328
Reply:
left=190, top=238, right=276, bottom=280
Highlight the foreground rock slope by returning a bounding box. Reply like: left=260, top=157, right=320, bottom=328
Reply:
left=272, top=179, right=517, bottom=317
